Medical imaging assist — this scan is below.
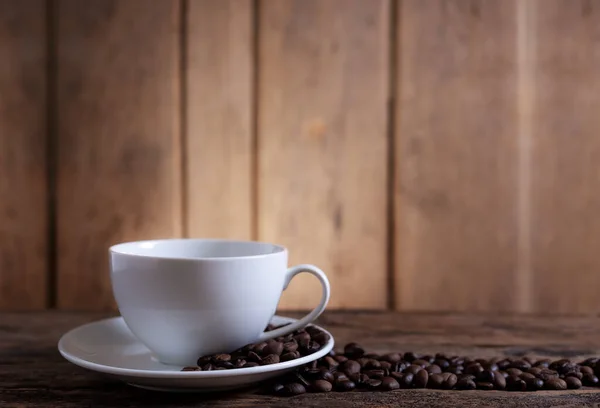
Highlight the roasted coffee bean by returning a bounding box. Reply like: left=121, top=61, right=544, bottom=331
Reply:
left=478, top=369, right=495, bottom=383
left=394, top=361, right=410, bottom=373
left=497, top=359, right=512, bottom=370
left=364, top=359, right=382, bottom=369
left=465, top=363, right=484, bottom=376
left=566, top=377, right=582, bottom=389
left=550, top=359, right=570, bottom=371
left=312, top=331, right=330, bottom=345
left=459, top=374, right=476, bottom=382
left=403, top=352, right=418, bottom=362
left=301, top=341, right=322, bottom=355
left=399, top=373, right=414, bottom=388
left=506, top=368, right=523, bottom=377
left=243, top=362, right=259, bottom=368
left=477, top=382, right=494, bottom=390
left=510, top=360, right=531, bottom=371
left=380, top=361, right=392, bottom=371
left=483, top=362, right=499, bottom=372
left=580, top=366, right=594, bottom=376
left=322, top=356, right=338, bottom=369
left=263, top=340, right=284, bottom=356
left=294, top=332, right=310, bottom=344
left=405, top=364, right=423, bottom=375
left=364, top=353, right=380, bottom=359
left=282, top=382, right=306, bottom=396
left=447, top=365, right=463, bottom=375
left=414, top=369, right=429, bottom=388
left=201, top=363, right=213, bottom=371
left=283, top=341, right=298, bottom=353
left=294, top=373, right=310, bottom=388
left=413, top=359, right=430, bottom=368
left=348, top=372, right=361, bottom=383
left=527, top=367, right=542, bottom=376
left=214, top=367, right=227, bottom=370
left=428, top=373, right=445, bottom=388
left=456, top=378, right=476, bottom=390
left=493, top=371, right=506, bottom=390
left=181, top=366, right=199, bottom=371
left=538, top=368, right=559, bottom=381
left=261, top=354, right=280, bottom=365
left=435, top=359, right=450, bottom=370
left=335, top=380, right=356, bottom=392
left=212, top=353, right=231, bottom=363
left=525, top=377, right=544, bottom=391
left=583, top=373, right=599, bottom=386
left=426, top=364, right=442, bottom=375
left=520, top=372, right=536, bottom=381
left=366, top=379, right=382, bottom=389
left=270, top=383, right=284, bottom=394
left=380, top=377, right=400, bottom=390
left=253, top=342, right=268, bottom=354
left=442, top=373, right=458, bottom=389
left=218, top=362, right=234, bottom=369
left=364, top=369, right=385, bottom=379
left=544, top=378, right=567, bottom=390
left=581, top=357, right=599, bottom=366
left=197, top=356, right=212, bottom=366
left=341, top=360, right=361, bottom=375
left=343, top=343, right=365, bottom=358
left=281, top=352, right=298, bottom=362
left=334, top=372, right=348, bottom=382
left=534, top=359, right=552, bottom=368
left=234, top=359, right=246, bottom=368
left=381, top=353, right=402, bottom=363
left=506, top=376, right=527, bottom=392
left=247, top=351, right=262, bottom=362
left=310, top=380, right=332, bottom=393
left=333, top=355, right=348, bottom=363
left=390, top=371, right=403, bottom=381
left=563, top=370, right=583, bottom=380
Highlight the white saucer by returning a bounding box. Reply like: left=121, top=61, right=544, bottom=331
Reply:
left=58, top=315, right=334, bottom=393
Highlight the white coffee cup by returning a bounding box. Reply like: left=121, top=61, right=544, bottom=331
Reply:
left=109, top=238, right=330, bottom=366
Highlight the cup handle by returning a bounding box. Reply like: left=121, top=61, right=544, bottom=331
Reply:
left=257, top=264, right=330, bottom=342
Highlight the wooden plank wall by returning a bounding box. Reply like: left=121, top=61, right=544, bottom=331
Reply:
left=1, top=0, right=600, bottom=313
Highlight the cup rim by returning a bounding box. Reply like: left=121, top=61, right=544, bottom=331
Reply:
left=109, top=238, right=287, bottom=261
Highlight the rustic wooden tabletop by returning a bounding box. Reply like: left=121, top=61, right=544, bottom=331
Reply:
left=3, top=311, right=600, bottom=407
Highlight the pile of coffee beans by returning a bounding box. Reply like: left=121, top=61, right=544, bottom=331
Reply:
left=181, top=323, right=330, bottom=372
left=262, top=343, right=600, bottom=396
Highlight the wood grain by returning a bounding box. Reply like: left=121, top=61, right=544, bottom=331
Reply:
left=258, top=0, right=389, bottom=309
left=0, top=0, right=48, bottom=310
left=395, top=0, right=521, bottom=312
left=56, top=0, right=182, bottom=310
left=530, top=0, right=600, bottom=314
left=185, top=0, right=253, bottom=240
left=4, top=311, right=600, bottom=406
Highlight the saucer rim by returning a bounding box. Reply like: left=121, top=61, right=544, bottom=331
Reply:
left=58, top=315, right=334, bottom=379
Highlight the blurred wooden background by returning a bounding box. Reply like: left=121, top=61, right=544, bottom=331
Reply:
left=1, top=0, right=599, bottom=313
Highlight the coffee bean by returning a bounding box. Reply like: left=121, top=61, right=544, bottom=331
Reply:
left=294, top=332, right=310, bottom=344
left=310, top=380, right=332, bottom=393
left=520, top=372, right=536, bottom=381
left=405, top=364, right=422, bottom=375
left=478, top=369, right=495, bottom=383
left=581, top=366, right=594, bottom=376
left=282, top=341, right=298, bottom=354
left=414, top=369, right=429, bottom=388
left=403, top=352, right=418, bottom=362
left=248, top=351, right=262, bottom=363
left=456, top=378, right=476, bottom=390
left=534, top=359, right=551, bottom=368
left=527, top=367, right=542, bottom=376
left=483, top=363, right=499, bottom=372
left=381, top=353, right=402, bottom=363
left=201, top=363, right=213, bottom=371
left=566, top=377, right=582, bottom=389
left=364, top=359, right=382, bottom=369
left=264, top=340, right=284, bottom=356
left=435, top=359, right=450, bottom=370
left=563, top=370, right=583, bottom=380
left=212, top=354, right=231, bottom=363
left=281, top=352, right=298, bottom=362
left=261, top=354, right=280, bottom=365
left=525, top=377, right=544, bottom=391
left=581, top=357, right=599, bottom=366
left=413, top=359, right=430, bottom=368
left=426, top=364, right=442, bottom=375
left=493, top=371, right=506, bottom=390
left=364, top=369, right=386, bottom=379
left=366, top=379, right=382, bottom=389
left=477, top=382, right=494, bottom=390
left=506, top=368, right=523, bottom=377
left=294, top=373, right=310, bottom=388
left=364, top=353, right=380, bottom=359
left=282, top=382, right=306, bottom=396
left=459, top=374, right=476, bottom=382
left=380, top=377, right=400, bottom=390
left=234, top=359, right=246, bottom=368
left=334, top=372, right=348, bottom=382
left=243, top=362, right=259, bottom=368
left=181, top=366, right=199, bottom=371
left=429, top=373, right=445, bottom=389
left=511, top=360, right=531, bottom=371
left=583, top=373, right=599, bottom=386
left=506, top=376, right=527, bottom=391
left=399, top=373, right=414, bottom=388
left=545, top=378, right=567, bottom=390
left=380, top=361, right=393, bottom=371
left=312, top=331, right=330, bottom=345
left=394, top=361, right=410, bottom=373
left=270, top=383, right=284, bottom=394
left=333, top=355, right=348, bottom=363
left=447, top=365, right=463, bottom=375
left=335, top=380, right=356, bottom=392
left=301, top=341, right=322, bottom=355
left=442, top=373, right=458, bottom=390
left=344, top=343, right=365, bottom=358
left=341, top=360, right=361, bottom=375
left=497, top=359, right=512, bottom=370
left=549, top=359, right=570, bottom=371
left=538, top=368, right=559, bottom=381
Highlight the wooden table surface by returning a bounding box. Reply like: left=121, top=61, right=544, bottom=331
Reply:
left=3, top=311, right=600, bottom=407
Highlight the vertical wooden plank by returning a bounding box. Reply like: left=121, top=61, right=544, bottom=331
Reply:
left=395, top=0, right=521, bottom=311
left=258, top=0, right=389, bottom=309
left=56, top=0, right=182, bottom=310
left=531, top=0, right=600, bottom=314
left=0, top=0, right=47, bottom=310
left=186, top=0, right=253, bottom=240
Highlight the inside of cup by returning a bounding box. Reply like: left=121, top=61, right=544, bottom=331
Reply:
left=110, top=239, right=285, bottom=259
